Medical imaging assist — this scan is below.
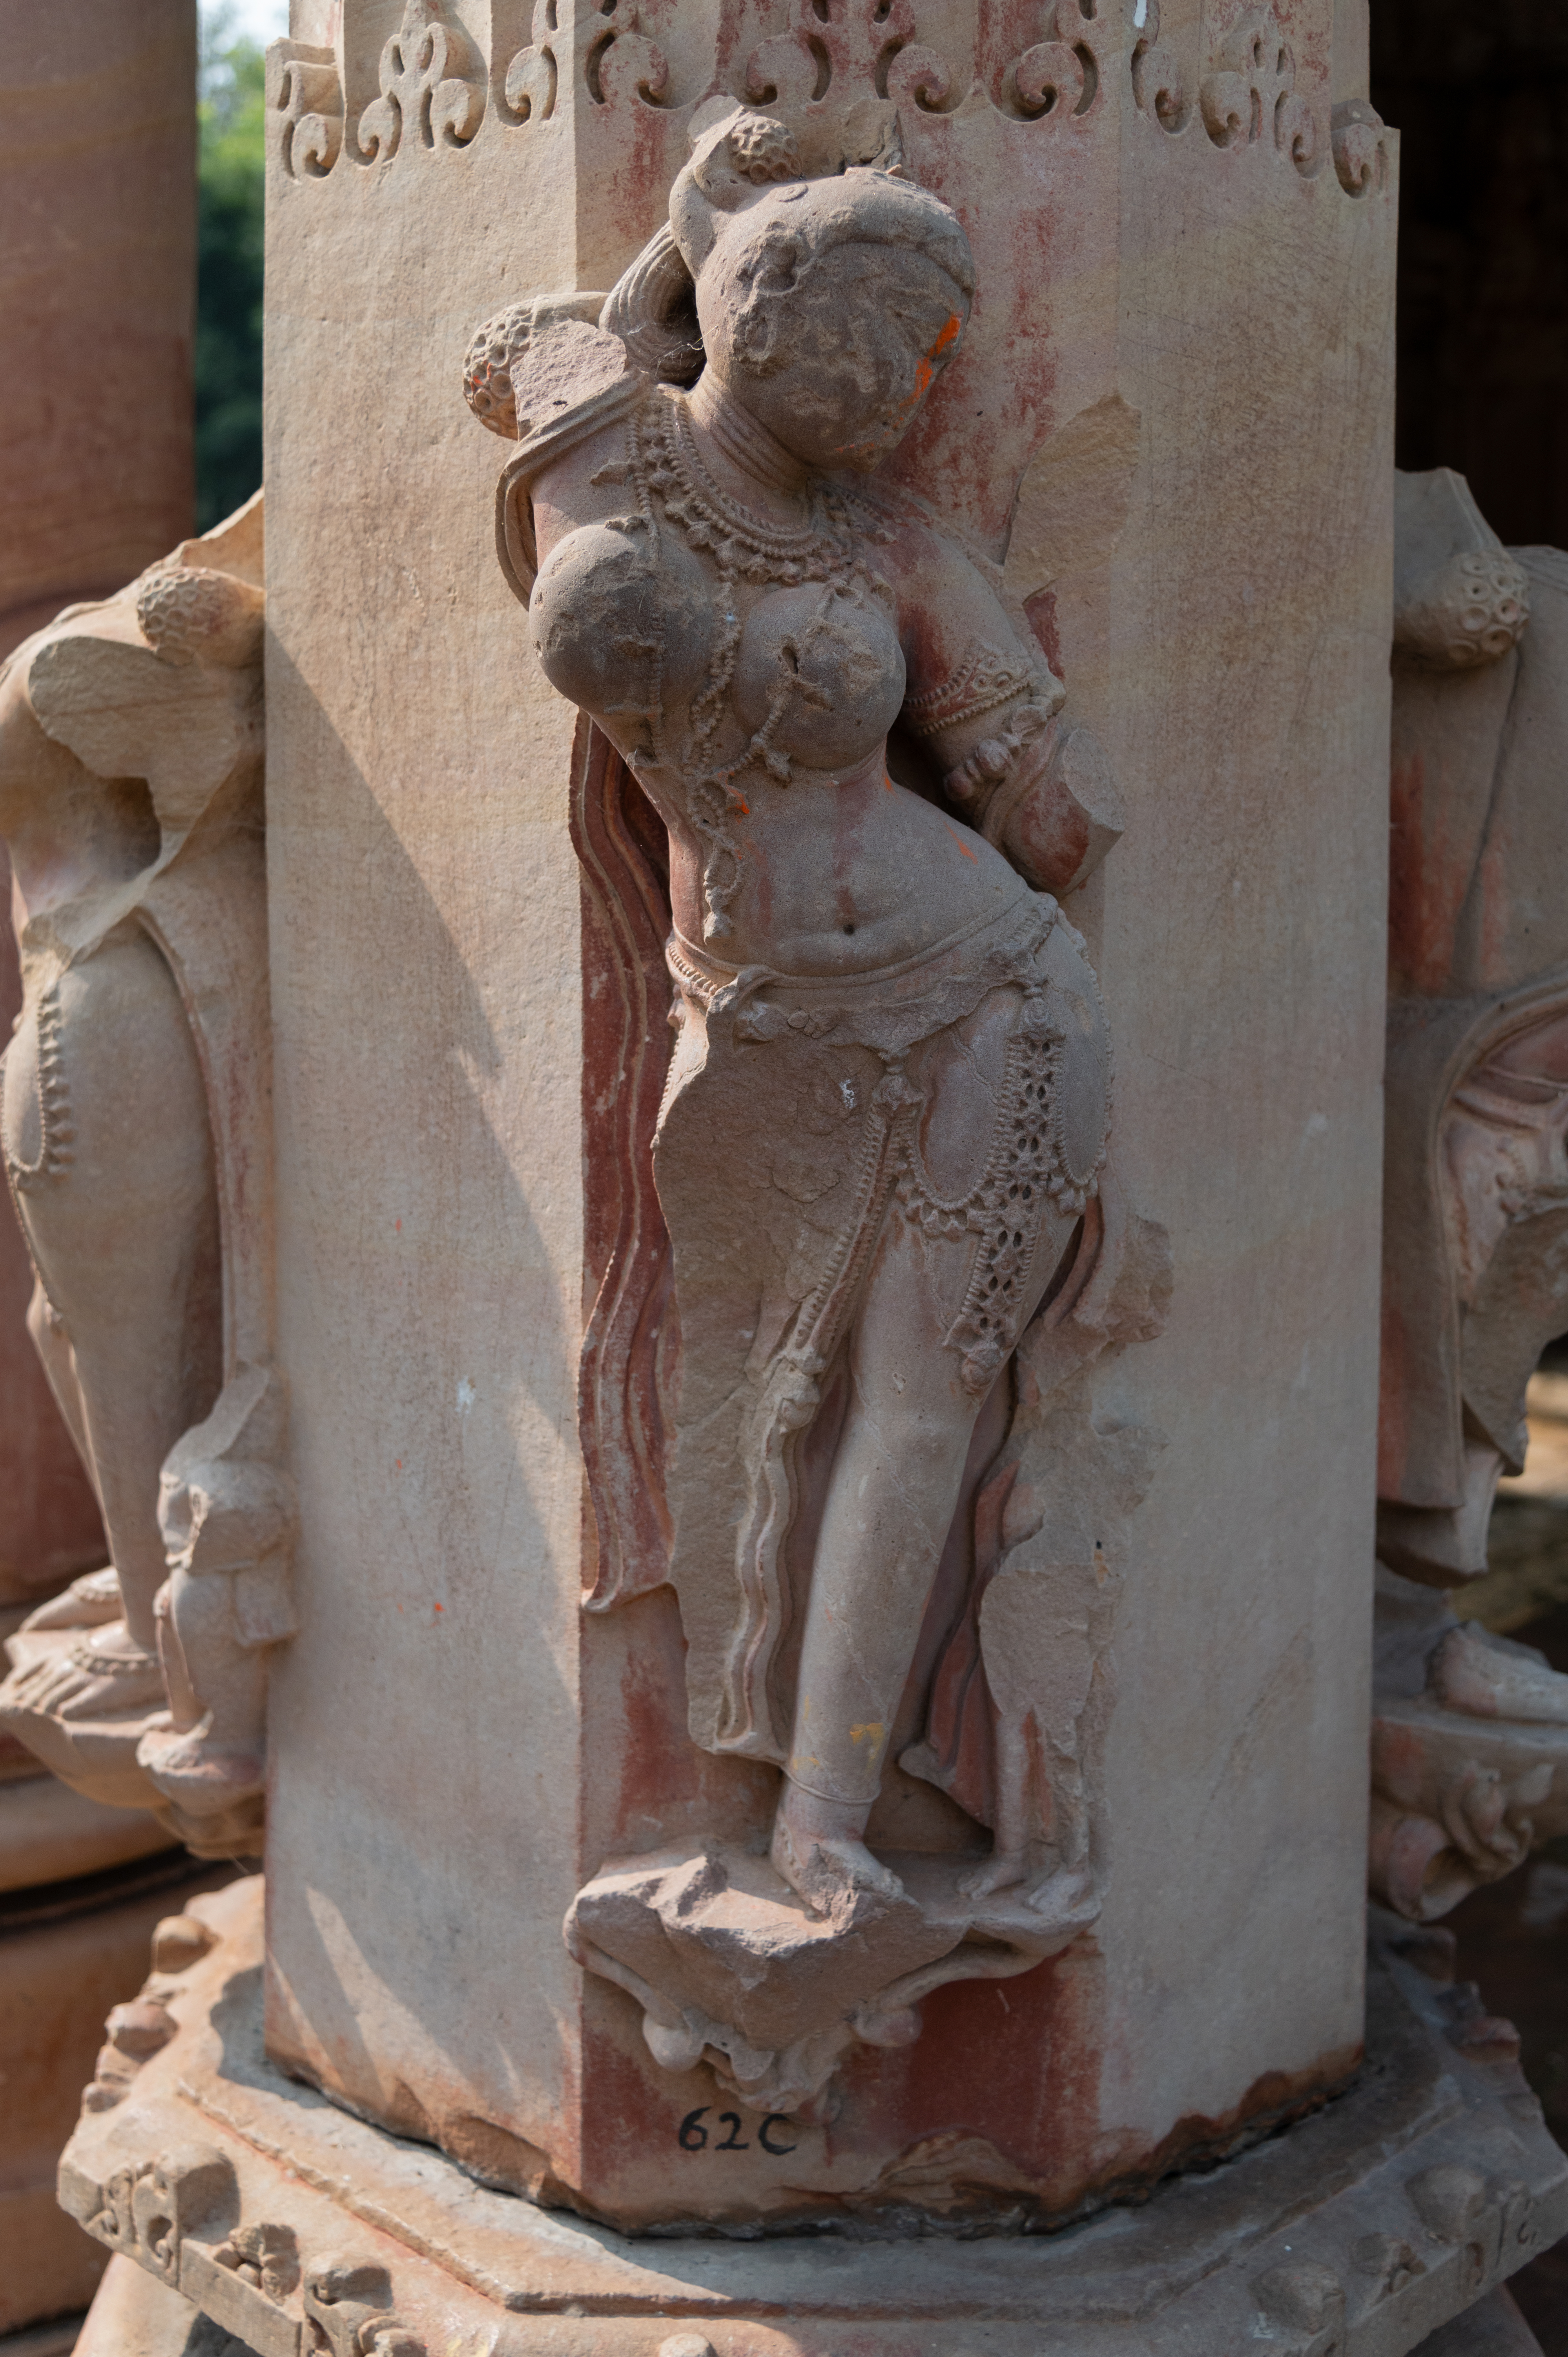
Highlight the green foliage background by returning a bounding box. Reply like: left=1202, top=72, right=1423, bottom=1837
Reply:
left=197, top=21, right=266, bottom=531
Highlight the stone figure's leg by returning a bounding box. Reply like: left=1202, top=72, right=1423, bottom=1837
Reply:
left=1, top=937, right=221, bottom=1719
left=25, top=1277, right=95, bottom=1480
left=772, top=989, right=1082, bottom=1913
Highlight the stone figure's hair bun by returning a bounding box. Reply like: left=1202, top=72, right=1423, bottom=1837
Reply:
left=1394, top=549, right=1531, bottom=670
left=462, top=293, right=612, bottom=438
left=464, top=303, right=534, bottom=438
left=135, top=563, right=264, bottom=669
left=723, top=112, right=802, bottom=187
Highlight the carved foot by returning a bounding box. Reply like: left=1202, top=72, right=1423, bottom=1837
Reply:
left=959, top=1847, right=1027, bottom=1901
left=1430, top=1624, right=1568, bottom=1726
left=0, top=1619, right=166, bottom=1810
left=1020, top=1863, right=1099, bottom=1925
left=770, top=1784, right=906, bottom=1917
left=14, top=1565, right=123, bottom=1634
left=958, top=1851, right=1098, bottom=1929
left=1, top=1621, right=167, bottom=1724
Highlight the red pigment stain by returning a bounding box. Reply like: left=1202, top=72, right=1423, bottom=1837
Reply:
left=1375, top=1719, right=1429, bottom=1788
left=1024, top=586, right=1062, bottom=673
left=1377, top=1299, right=1411, bottom=1498
left=1388, top=745, right=1477, bottom=996
left=884, top=772, right=895, bottom=792
left=821, top=1943, right=1107, bottom=2199
left=612, top=1619, right=703, bottom=1831
left=433, top=1602, right=443, bottom=1614
left=944, top=823, right=977, bottom=861
left=395, top=1218, right=401, bottom=1231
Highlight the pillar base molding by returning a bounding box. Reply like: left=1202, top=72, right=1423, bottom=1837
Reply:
left=57, top=1879, right=1568, bottom=2356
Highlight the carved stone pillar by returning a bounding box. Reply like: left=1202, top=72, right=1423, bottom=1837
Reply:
left=255, top=0, right=1397, bottom=2224
left=53, top=0, right=1568, bottom=2347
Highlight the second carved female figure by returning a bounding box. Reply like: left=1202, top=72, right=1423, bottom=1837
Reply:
left=466, top=110, right=1118, bottom=1922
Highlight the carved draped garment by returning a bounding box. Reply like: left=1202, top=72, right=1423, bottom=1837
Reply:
left=650, top=885, right=1110, bottom=1766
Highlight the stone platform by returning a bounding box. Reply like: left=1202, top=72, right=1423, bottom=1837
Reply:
left=57, top=1880, right=1568, bottom=2357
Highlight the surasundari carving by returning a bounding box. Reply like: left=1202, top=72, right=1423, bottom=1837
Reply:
left=459, top=99, right=1170, bottom=2116
left=0, top=494, right=294, bottom=1860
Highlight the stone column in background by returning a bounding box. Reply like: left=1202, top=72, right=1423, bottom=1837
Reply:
left=0, top=5, right=197, bottom=2345
left=0, top=0, right=196, bottom=658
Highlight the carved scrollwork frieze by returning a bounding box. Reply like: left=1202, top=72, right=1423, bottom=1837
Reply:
left=497, top=0, right=559, bottom=126
left=72, top=2146, right=238, bottom=2288
left=744, top=0, right=963, bottom=119
left=1331, top=97, right=1390, bottom=199
left=267, top=0, right=1385, bottom=186
left=266, top=43, right=345, bottom=181
left=1128, top=0, right=1187, bottom=133
left=994, top=0, right=1099, bottom=124
left=60, top=1901, right=428, bottom=2357
left=356, top=0, right=485, bottom=161
left=500, top=0, right=675, bottom=126
left=1132, top=0, right=1386, bottom=197
left=304, top=2259, right=426, bottom=2357
left=1198, top=5, right=1319, bottom=177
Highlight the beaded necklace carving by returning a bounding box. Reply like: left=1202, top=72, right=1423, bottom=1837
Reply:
left=626, top=388, right=893, bottom=941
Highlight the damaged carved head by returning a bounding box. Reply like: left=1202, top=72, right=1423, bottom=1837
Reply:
left=665, top=109, right=976, bottom=472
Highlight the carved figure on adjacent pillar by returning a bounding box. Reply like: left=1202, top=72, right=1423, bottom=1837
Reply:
left=467, top=108, right=1154, bottom=2114
left=1372, top=466, right=1568, bottom=1919
left=0, top=496, right=294, bottom=1857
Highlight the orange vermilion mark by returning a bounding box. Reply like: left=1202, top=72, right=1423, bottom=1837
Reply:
left=884, top=772, right=895, bottom=792
left=945, top=822, right=977, bottom=861
left=832, top=313, right=967, bottom=460
left=913, top=311, right=964, bottom=400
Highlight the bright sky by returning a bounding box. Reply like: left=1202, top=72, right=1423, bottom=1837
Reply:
left=201, top=0, right=290, bottom=48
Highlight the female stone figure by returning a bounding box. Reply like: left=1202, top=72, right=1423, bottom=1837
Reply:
left=0, top=498, right=293, bottom=1852
left=467, top=113, right=1115, bottom=1919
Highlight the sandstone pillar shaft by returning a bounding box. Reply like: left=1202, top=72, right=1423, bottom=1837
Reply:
left=258, top=0, right=1395, bottom=2231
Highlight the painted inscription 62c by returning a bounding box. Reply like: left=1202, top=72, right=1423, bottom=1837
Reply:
left=678, top=2106, right=797, bottom=2156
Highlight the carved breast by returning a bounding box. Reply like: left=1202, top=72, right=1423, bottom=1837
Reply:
left=531, top=518, right=715, bottom=726
left=731, top=582, right=905, bottom=777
